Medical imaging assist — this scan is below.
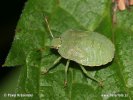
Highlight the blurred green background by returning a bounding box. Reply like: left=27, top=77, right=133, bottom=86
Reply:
left=0, top=0, right=27, bottom=98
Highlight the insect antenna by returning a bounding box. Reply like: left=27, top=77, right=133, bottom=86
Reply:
left=45, top=17, right=54, bottom=39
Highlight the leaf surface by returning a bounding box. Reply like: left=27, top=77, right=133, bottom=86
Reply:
left=4, top=0, right=133, bottom=100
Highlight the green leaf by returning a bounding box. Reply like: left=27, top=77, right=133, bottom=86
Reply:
left=3, top=0, right=133, bottom=100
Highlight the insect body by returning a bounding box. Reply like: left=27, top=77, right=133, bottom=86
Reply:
left=44, top=17, right=115, bottom=86
left=56, top=30, right=115, bottom=66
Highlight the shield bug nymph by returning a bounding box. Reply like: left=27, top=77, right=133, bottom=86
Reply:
left=43, top=17, right=115, bottom=87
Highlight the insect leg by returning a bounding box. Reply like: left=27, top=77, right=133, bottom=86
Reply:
left=42, top=56, right=62, bottom=74
left=79, top=65, right=103, bottom=87
left=64, top=60, right=70, bottom=87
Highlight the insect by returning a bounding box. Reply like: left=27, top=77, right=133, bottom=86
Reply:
left=112, top=0, right=133, bottom=23
left=44, top=17, right=115, bottom=86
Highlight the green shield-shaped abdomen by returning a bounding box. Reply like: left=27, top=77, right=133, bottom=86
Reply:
left=58, top=30, right=115, bottom=66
